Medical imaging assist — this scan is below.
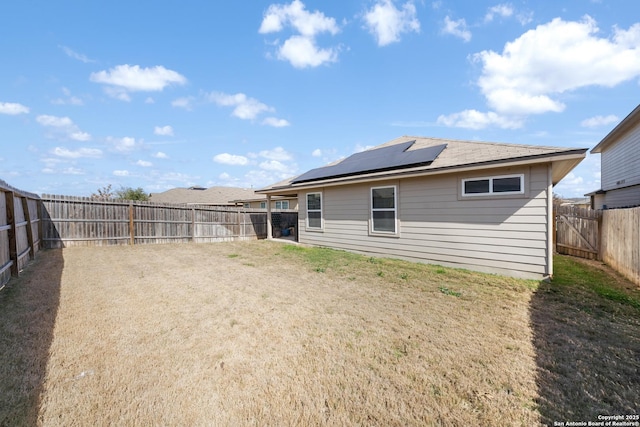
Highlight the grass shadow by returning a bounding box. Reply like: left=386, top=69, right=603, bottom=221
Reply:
left=0, top=249, right=64, bottom=426
left=529, top=255, right=640, bottom=425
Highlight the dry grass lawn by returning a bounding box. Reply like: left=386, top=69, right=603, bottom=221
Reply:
left=1, top=241, right=638, bottom=426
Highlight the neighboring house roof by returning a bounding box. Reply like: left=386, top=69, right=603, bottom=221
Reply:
left=591, top=104, right=640, bottom=154
left=149, top=186, right=258, bottom=205
left=257, top=136, right=587, bottom=193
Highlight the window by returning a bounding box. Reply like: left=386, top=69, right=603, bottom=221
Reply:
left=243, top=202, right=250, bottom=208
left=371, top=186, right=396, bottom=233
left=306, top=193, right=322, bottom=229
left=275, top=200, right=289, bottom=210
left=462, top=174, right=524, bottom=196
left=259, top=201, right=266, bottom=209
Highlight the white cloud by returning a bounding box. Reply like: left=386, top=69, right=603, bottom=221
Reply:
left=259, top=0, right=341, bottom=68
left=473, top=16, right=640, bottom=116
left=259, top=0, right=339, bottom=37
left=90, top=65, right=187, bottom=100
left=52, top=147, right=102, bottom=158
left=171, top=96, right=194, bottom=110
left=363, top=0, right=420, bottom=46
left=213, top=153, right=250, bottom=166
left=36, top=115, right=73, bottom=127
left=154, top=125, right=174, bottom=136
left=145, top=97, right=155, bottom=104
left=581, top=114, right=619, bottom=128
left=106, top=136, right=139, bottom=152
left=259, top=146, right=292, bottom=161
left=36, top=114, right=91, bottom=141
left=152, top=151, right=169, bottom=159
left=59, top=45, right=95, bottom=63
left=0, top=102, right=29, bottom=115
left=277, top=36, right=338, bottom=68
left=259, top=160, right=289, bottom=172
left=442, top=16, right=471, bottom=42
left=62, top=167, right=84, bottom=175
left=312, top=148, right=322, bottom=157
left=113, top=170, right=130, bottom=177
left=262, top=117, right=290, bottom=127
left=51, top=87, right=83, bottom=106
left=136, top=160, right=152, bottom=167
left=484, top=4, right=513, bottom=23
left=436, top=109, right=524, bottom=129
left=209, top=92, right=274, bottom=120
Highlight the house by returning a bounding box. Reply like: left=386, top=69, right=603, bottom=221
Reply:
left=256, top=136, right=587, bottom=280
left=586, top=104, right=640, bottom=210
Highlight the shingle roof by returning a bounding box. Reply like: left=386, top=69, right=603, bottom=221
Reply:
left=149, top=186, right=260, bottom=205
left=258, top=135, right=588, bottom=192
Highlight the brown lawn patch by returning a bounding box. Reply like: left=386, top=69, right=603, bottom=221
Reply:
left=1, top=242, right=637, bottom=426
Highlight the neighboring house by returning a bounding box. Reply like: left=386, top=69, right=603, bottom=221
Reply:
left=257, top=136, right=587, bottom=280
left=149, top=186, right=258, bottom=206
left=586, top=104, right=640, bottom=210
left=229, top=196, right=299, bottom=210
left=560, top=197, right=591, bottom=209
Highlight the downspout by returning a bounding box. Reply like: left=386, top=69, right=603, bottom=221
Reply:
left=547, top=163, right=553, bottom=279
left=266, top=194, right=272, bottom=240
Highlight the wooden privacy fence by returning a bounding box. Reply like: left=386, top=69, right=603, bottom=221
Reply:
left=0, top=180, right=41, bottom=288
left=555, top=205, right=602, bottom=260
left=555, top=205, right=640, bottom=286
left=600, top=206, right=640, bottom=286
left=41, top=195, right=269, bottom=248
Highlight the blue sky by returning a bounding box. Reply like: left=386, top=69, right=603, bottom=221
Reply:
left=1, top=0, right=639, bottom=198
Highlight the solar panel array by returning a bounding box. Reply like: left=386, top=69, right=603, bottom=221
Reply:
left=292, top=141, right=447, bottom=184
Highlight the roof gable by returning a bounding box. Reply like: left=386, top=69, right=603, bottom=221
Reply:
left=591, top=104, right=640, bottom=154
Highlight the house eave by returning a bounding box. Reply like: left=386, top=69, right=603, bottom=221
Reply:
left=591, top=104, right=640, bottom=154
left=256, top=149, right=587, bottom=195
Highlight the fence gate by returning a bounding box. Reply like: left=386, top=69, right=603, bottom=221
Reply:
left=554, top=205, right=602, bottom=260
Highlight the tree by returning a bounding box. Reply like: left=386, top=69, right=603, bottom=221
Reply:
left=91, top=184, right=114, bottom=201
left=116, top=187, right=150, bottom=201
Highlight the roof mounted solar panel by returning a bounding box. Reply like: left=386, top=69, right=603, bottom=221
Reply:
left=293, top=141, right=447, bottom=184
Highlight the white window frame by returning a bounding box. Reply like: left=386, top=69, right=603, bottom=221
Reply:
left=259, top=201, right=266, bottom=209
left=306, top=192, right=323, bottom=230
left=370, top=185, right=397, bottom=235
left=461, top=174, right=525, bottom=197
left=275, top=200, right=289, bottom=210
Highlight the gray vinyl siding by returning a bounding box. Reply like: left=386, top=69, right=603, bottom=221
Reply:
left=298, top=164, right=550, bottom=279
left=601, top=125, right=640, bottom=191
left=604, top=184, right=640, bottom=209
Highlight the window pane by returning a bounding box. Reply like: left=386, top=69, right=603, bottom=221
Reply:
left=493, top=177, right=521, bottom=193
left=275, top=201, right=282, bottom=209
left=260, top=202, right=266, bottom=208
left=372, top=187, right=395, bottom=208
left=307, top=193, right=321, bottom=210
left=282, top=201, right=289, bottom=209
left=308, top=212, right=322, bottom=228
left=464, top=179, right=490, bottom=194
left=373, top=211, right=395, bottom=232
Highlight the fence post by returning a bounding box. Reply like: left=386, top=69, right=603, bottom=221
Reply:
left=129, top=202, right=134, bottom=245
left=21, top=196, right=35, bottom=260
left=4, top=191, right=18, bottom=277
left=191, top=207, right=196, bottom=242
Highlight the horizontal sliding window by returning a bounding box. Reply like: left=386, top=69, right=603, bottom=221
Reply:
left=462, top=174, right=524, bottom=196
